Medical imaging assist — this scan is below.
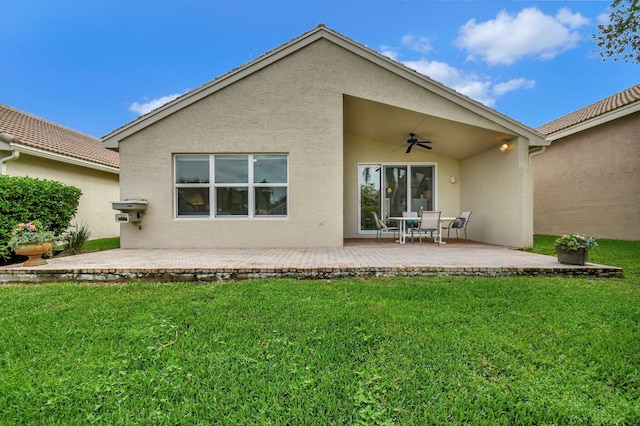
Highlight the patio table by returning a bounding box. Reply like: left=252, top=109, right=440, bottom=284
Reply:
left=390, top=215, right=456, bottom=244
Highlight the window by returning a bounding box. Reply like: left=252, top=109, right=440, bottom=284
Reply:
left=359, top=163, right=435, bottom=232
left=175, top=154, right=288, bottom=218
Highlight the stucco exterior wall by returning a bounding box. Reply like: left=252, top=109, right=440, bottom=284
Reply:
left=461, top=137, right=533, bottom=248
left=118, top=40, right=345, bottom=248
left=5, top=154, right=120, bottom=239
left=533, top=113, right=640, bottom=240
left=116, top=38, right=535, bottom=249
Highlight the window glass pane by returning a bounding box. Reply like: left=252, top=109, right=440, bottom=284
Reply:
left=216, top=187, right=248, bottom=216
left=359, top=166, right=381, bottom=231
left=176, top=155, right=209, bottom=183
left=255, top=187, right=287, bottom=216
left=410, top=166, right=434, bottom=212
left=383, top=166, right=407, bottom=221
left=215, top=155, right=248, bottom=183
left=177, top=188, right=210, bottom=216
left=254, top=155, right=287, bottom=183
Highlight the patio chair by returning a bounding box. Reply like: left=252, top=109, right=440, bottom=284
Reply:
left=417, top=210, right=441, bottom=244
left=402, top=211, right=419, bottom=242
left=445, top=211, right=472, bottom=242
left=372, top=211, right=398, bottom=244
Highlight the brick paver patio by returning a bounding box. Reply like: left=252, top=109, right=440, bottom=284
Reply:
left=0, top=240, right=622, bottom=283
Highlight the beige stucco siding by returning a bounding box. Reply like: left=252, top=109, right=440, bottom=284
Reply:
left=534, top=113, right=640, bottom=240
left=116, top=38, right=537, bottom=249
left=5, top=154, right=119, bottom=239
left=118, top=40, right=345, bottom=248
left=461, top=137, right=532, bottom=247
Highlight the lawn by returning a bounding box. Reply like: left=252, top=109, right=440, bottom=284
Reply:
left=82, top=237, right=120, bottom=252
left=0, top=238, right=638, bottom=425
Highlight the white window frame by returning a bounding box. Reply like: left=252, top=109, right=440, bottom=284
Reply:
left=357, top=162, right=437, bottom=234
left=174, top=154, right=288, bottom=219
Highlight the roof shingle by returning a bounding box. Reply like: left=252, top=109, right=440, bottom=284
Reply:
left=0, top=104, right=119, bottom=169
left=537, top=84, right=640, bottom=136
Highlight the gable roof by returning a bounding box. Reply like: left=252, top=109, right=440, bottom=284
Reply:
left=537, top=83, right=640, bottom=140
left=103, top=24, right=545, bottom=149
left=0, top=104, right=119, bottom=173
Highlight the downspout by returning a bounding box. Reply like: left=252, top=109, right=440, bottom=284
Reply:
left=0, top=132, right=21, bottom=175
left=528, top=146, right=546, bottom=166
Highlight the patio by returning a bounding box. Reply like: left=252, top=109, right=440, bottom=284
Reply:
left=0, top=240, right=622, bottom=284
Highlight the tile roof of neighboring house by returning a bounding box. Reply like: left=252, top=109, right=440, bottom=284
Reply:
left=537, top=84, right=640, bottom=136
left=0, top=104, right=119, bottom=169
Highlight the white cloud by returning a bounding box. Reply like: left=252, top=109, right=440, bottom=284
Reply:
left=597, top=11, right=611, bottom=25
left=129, top=93, right=183, bottom=116
left=456, top=7, right=589, bottom=65
left=379, top=33, right=432, bottom=61
left=401, top=34, right=433, bottom=54
left=493, top=78, right=536, bottom=96
left=402, top=59, right=534, bottom=107
left=379, top=45, right=400, bottom=61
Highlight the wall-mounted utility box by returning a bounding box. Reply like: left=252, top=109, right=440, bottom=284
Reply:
left=111, top=200, right=148, bottom=212
left=111, top=199, right=147, bottom=224
left=115, top=213, right=130, bottom=223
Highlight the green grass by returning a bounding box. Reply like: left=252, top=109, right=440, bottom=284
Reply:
left=83, top=237, right=120, bottom=252
left=1, top=239, right=638, bottom=425
left=529, top=234, right=640, bottom=280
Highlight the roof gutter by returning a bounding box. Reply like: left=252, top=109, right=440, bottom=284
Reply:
left=528, top=146, right=546, bottom=166
left=543, top=101, right=640, bottom=142
left=16, top=144, right=119, bottom=174
left=0, top=132, right=20, bottom=175
left=0, top=131, right=118, bottom=175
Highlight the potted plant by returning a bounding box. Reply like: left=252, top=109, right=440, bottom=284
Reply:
left=554, top=233, right=598, bottom=265
left=7, top=220, right=56, bottom=266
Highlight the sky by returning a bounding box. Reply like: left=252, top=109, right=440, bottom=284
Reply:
left=1, top=0, right=638, bottom=138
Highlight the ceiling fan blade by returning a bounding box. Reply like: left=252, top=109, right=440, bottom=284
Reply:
left=405, top=144, right=413, bottom=153
left=416, top=142, right=432, bottom=150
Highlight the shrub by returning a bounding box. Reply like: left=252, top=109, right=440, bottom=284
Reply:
left=0, top=175, right=81, bottom=261
left=60, top=222, right=92, bottom=256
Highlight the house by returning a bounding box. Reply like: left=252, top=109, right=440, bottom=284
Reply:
left=103, top=24, right=547, bottom=249
left=534, top=84, right=640, bottom=241
left=0, top=104, right=120, bottom=239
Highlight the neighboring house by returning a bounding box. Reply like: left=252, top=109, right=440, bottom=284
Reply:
left=534, top=84, right=640, bottom=241
left=103, top=24, right=547, bottom=250
left=0, top=104, right=120, bottom=239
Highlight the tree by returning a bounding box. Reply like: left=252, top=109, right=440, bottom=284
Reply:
left=593, top=0, right=640, bottom=64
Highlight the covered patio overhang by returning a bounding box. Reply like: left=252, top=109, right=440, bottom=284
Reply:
left=342, top=95, right=546, bottom=248
left=344, top=95, right=521, bottom=159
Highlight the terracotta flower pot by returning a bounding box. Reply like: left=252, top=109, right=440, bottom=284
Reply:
left=557, top=248, right=587, bottom=266
left=14, top=242, right=53, bottom=266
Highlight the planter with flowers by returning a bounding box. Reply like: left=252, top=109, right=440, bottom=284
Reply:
left=7, top=221, right=56, bottom=266
left=554, top=233, right=598, bottom=266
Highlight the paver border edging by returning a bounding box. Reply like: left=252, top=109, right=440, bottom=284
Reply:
left=0, top=265, right=623, bottom=284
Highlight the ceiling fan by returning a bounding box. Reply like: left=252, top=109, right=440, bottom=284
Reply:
left=404, top=133, right=432, bottom=153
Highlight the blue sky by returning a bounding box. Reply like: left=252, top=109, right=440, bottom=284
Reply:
left=1, top=1, right=637, bottom=138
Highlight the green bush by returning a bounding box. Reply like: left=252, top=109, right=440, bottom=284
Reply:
left=60, top=222, right=92, bottom=256
left=0, top=175, right=81, bottom=261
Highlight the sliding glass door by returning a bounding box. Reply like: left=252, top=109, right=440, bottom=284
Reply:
left=409, top=166, right=434, bottom=213
left=359, top=164, right=435, bottom=232
left=383, top=166, right=407, bottom=221
left=359, top=166, right=381, bottom=231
